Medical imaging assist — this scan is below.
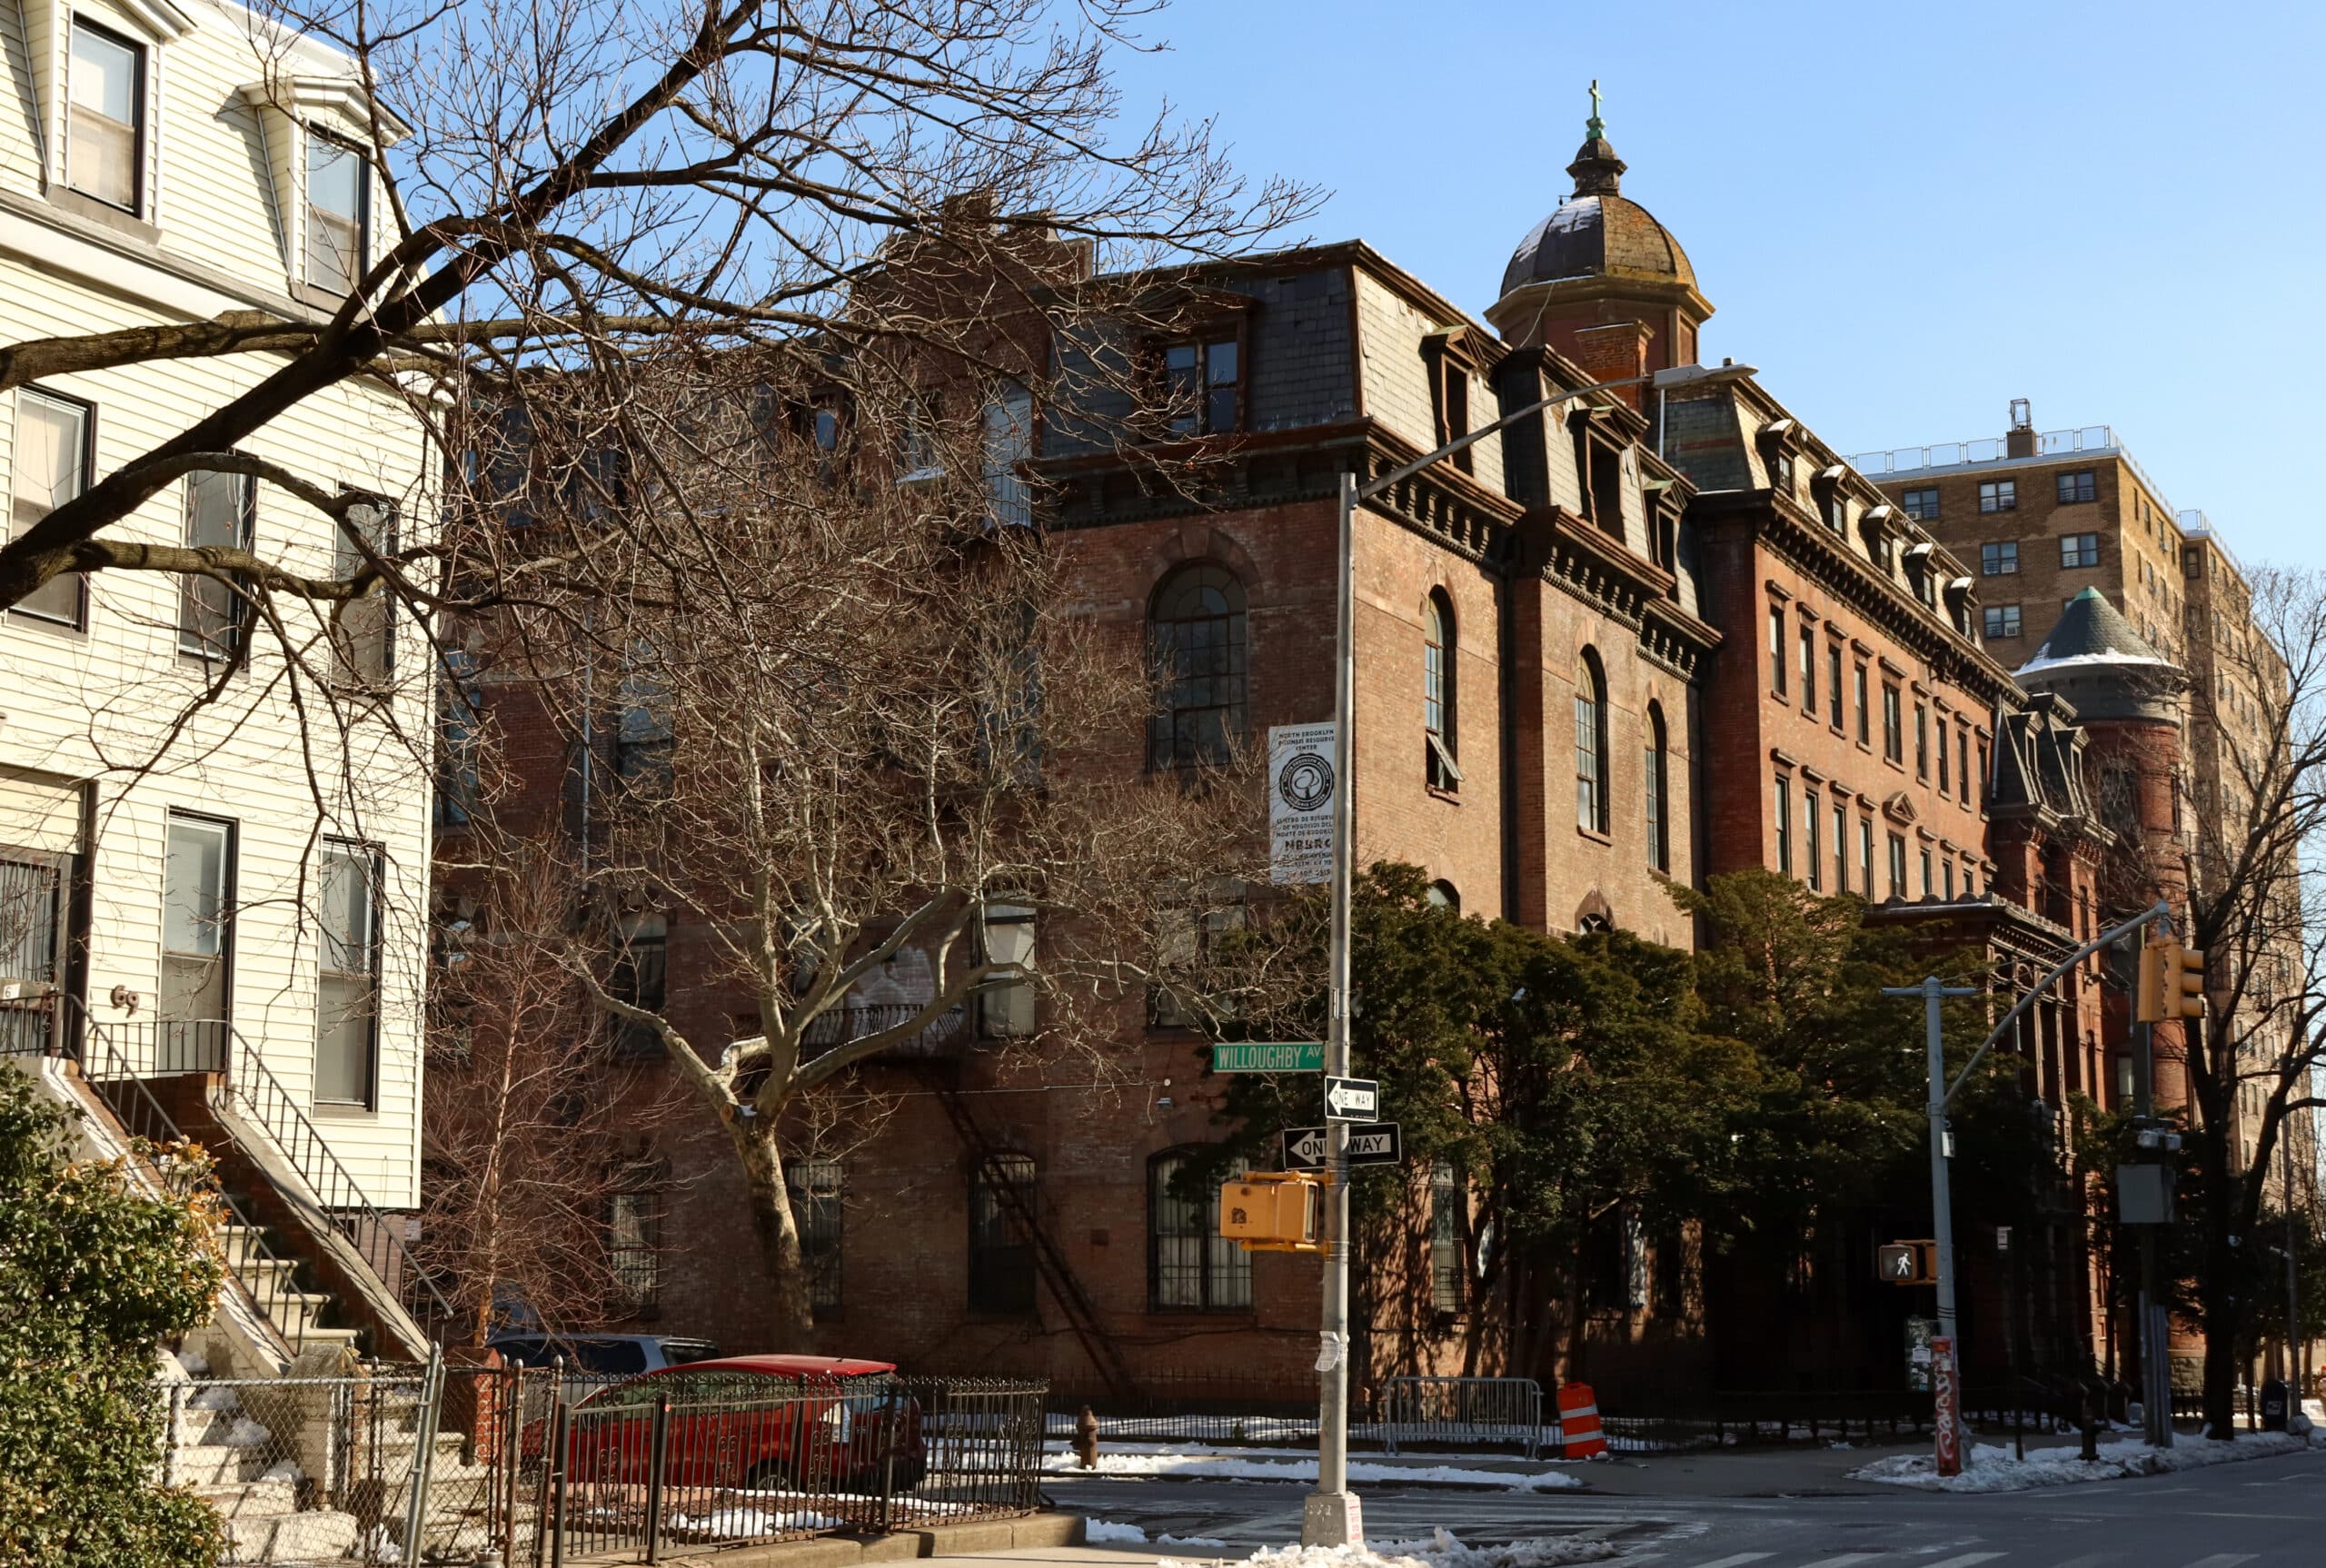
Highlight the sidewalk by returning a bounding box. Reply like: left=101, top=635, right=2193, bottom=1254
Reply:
left=1047, top=1437, right=1926, bottom=1497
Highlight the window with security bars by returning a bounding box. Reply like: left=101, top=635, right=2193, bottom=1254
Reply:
left=969, top=1153, right=1038, bottom=1315
left=787, top=1159, right=844, bottom=1317
left=179, top=471, right=255, bottom=658
left=609, top=1179, right=661, bottom=1312
left=0, top=854, right=65, bottom=1056
left=1148, top=1149, right=1250, bottom=1311
left=1147, top=565, right=1247, bottom=769
left=2056, top=470, right=2097, bottom=505
left=1430, top=1162, right=1465, bottom=1314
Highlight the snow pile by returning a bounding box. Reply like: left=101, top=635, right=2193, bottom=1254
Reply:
left=223, top=1416, right=271, bottom=1447
left=189, top=1385, right=240, bottom=1411
left=1088, top=1521, right=1150, bottom=1543
left=1852, top=1429, right=2323, bottom=1493
left=1161, top=1535, right=1232, bottom=1548
left=1160, top=1528, right=1614, bottom=1568
left=1043, top=1449, right=1579, bottom=1491
left=259, top=1460, right=304, bottom=1484
left=666, top=1506, right=842, bottom=1538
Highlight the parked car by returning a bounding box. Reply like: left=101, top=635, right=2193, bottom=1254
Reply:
left=549, top=1355, right=925, bottom=1494
left=487, top=1332, right=724, bottom=1377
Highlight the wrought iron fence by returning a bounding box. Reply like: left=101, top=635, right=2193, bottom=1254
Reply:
left=1048, top=1371, right=1324, bottom=1447
left=529, top=1373, right=1046, bottom=1564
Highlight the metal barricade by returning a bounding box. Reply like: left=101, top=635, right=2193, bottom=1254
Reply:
left=1380, top=1375, right=1544, bottom=1458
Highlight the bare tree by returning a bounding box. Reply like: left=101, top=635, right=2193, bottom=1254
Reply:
left=0, top=0, right=1309, bottom=631
left=416, top=838, right=691, bottom=1346
left=447, top=339, right=1267, bottom=1342
left=2099, top=561, right=2326, bottom=1434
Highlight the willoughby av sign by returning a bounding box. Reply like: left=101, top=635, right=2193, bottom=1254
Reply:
left=1213, top=1042, right=1326, bottom=1073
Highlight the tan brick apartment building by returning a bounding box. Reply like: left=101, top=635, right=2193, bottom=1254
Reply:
left=432, top=108, right=2231, bottom=1394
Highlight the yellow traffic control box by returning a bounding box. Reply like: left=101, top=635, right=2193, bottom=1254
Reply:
left=1219, top=1172, right=1329, bottom=1254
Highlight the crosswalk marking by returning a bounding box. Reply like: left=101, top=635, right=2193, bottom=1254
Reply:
left=1682, top=1556, right=1770, bottom=1568
left=2047, top=1556, right=2116, bottom=1568
left=2178, top=1558, right=2255, bottom=1568
left=1794, top=1557, right=1884, bottom=1568
left=1923, top=1556, right=2003, bottom=1568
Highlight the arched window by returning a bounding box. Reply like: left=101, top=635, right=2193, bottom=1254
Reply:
left=1426, top=879, right=1461, bottom=912
left=1148, top=1148, right=1251, bottom=1311
left=1644, top=702, right=1669, bottom=872
left=969, top=1153, right=1038, bottom=1315
left=1425, top=591, right=1460, bottom=791
left=1575, top=650, right=1609, bottom=834
left=1148, top=565, right=1248, bottom=769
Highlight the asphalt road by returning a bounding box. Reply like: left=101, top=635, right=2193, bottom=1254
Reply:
left=1043, top=1445, right=2326, bottom=1567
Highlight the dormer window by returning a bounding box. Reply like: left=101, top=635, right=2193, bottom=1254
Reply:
left=69, top=18, right=144, bottom=213
left=1814, top=466, right=1849, bottom=533
left=1164, top=337, right=1238, bottom=436
left=305, top=131, right=370, bottom=294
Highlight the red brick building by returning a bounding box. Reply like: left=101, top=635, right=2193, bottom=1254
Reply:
left=430, top=104, right=2150, bottom=1396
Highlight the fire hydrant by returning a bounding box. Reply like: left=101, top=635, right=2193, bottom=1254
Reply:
left=1074, top=1404, right=1099, bottom=1469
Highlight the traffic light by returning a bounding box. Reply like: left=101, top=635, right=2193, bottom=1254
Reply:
left=1876, top=1239, right=1938, bottom=1285
left=2136, top=938, right=2208, bottom=1022
left=1219, top=1172, right=1328, bottom=1254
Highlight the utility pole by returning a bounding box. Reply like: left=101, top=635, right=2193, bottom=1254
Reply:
left=1303, top=471, right=1359, bottom=1551
left=2132, top=1013, right=2170, bottom=1447
left=1885, top=900, right=2172, bottom=1472
left=1299, top=358, right=1739, bottom=1550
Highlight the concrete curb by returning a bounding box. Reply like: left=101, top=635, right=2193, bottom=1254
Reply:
left=694, top=1513, right=1087, bottom=1567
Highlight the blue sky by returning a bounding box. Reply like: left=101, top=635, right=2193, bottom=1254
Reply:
left=1108, top=0, right=2324, bottom=569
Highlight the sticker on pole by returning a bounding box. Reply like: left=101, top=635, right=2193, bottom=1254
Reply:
left=1269, top=722, right=1337, bottom=886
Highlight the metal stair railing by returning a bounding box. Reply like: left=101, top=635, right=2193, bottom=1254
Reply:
left=920, top=1065, right=1135, bottom=1399
left=216, top=1026, right=458, bottom=1333
left=75, top=1008, right=322, bottom=1357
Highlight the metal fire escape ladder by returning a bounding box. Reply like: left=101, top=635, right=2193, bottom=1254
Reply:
left=922, top=1070, right=1136, bottom=1400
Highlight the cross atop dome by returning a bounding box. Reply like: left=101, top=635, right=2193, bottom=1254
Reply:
left=1568, top=79, right=1626, bottom=196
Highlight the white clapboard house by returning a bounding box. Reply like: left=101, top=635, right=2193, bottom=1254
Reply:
left=0, top=0, right=441, bottom=1374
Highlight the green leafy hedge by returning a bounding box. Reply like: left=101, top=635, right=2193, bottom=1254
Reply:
left=0, top=1073, right=225, bottom=1568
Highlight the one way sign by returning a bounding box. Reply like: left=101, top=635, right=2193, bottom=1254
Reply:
left=1324, top=1076, right=1379, bottom=1121
left=1282, top=1123, right=1403, bottom=1169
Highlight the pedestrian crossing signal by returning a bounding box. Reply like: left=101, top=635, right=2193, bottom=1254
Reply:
left=1877, top=1240, right=1937, bottom=1285
left=1219, top=1172, right=1329, bottom=1254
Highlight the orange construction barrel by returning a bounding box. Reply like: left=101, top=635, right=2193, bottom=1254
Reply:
left=1557, top=1382, right=1607, bottom=1460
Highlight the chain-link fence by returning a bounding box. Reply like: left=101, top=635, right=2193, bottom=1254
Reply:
left=165, top=1362, right=502, bottom=1565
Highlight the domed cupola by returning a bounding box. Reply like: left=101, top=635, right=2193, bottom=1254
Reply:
left=1486, top=84, right=1714, bottom=398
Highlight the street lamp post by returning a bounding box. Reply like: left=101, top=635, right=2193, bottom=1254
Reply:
left=1884, top=900, right=2172, bottom=1469
left=1300, top=361, right=1750, bottom=1547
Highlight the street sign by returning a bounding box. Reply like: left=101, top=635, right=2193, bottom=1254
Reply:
left=1284, top=1126, right=1329, bottom=1169
left=1283, top=1121, right=1403, bottom=1168
left=1323, top=1076, right=1378, bottom=1121
left=1268, top=723, right=1337, bottom=885
left=1214, top=1041, right=1325, bottom=1073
